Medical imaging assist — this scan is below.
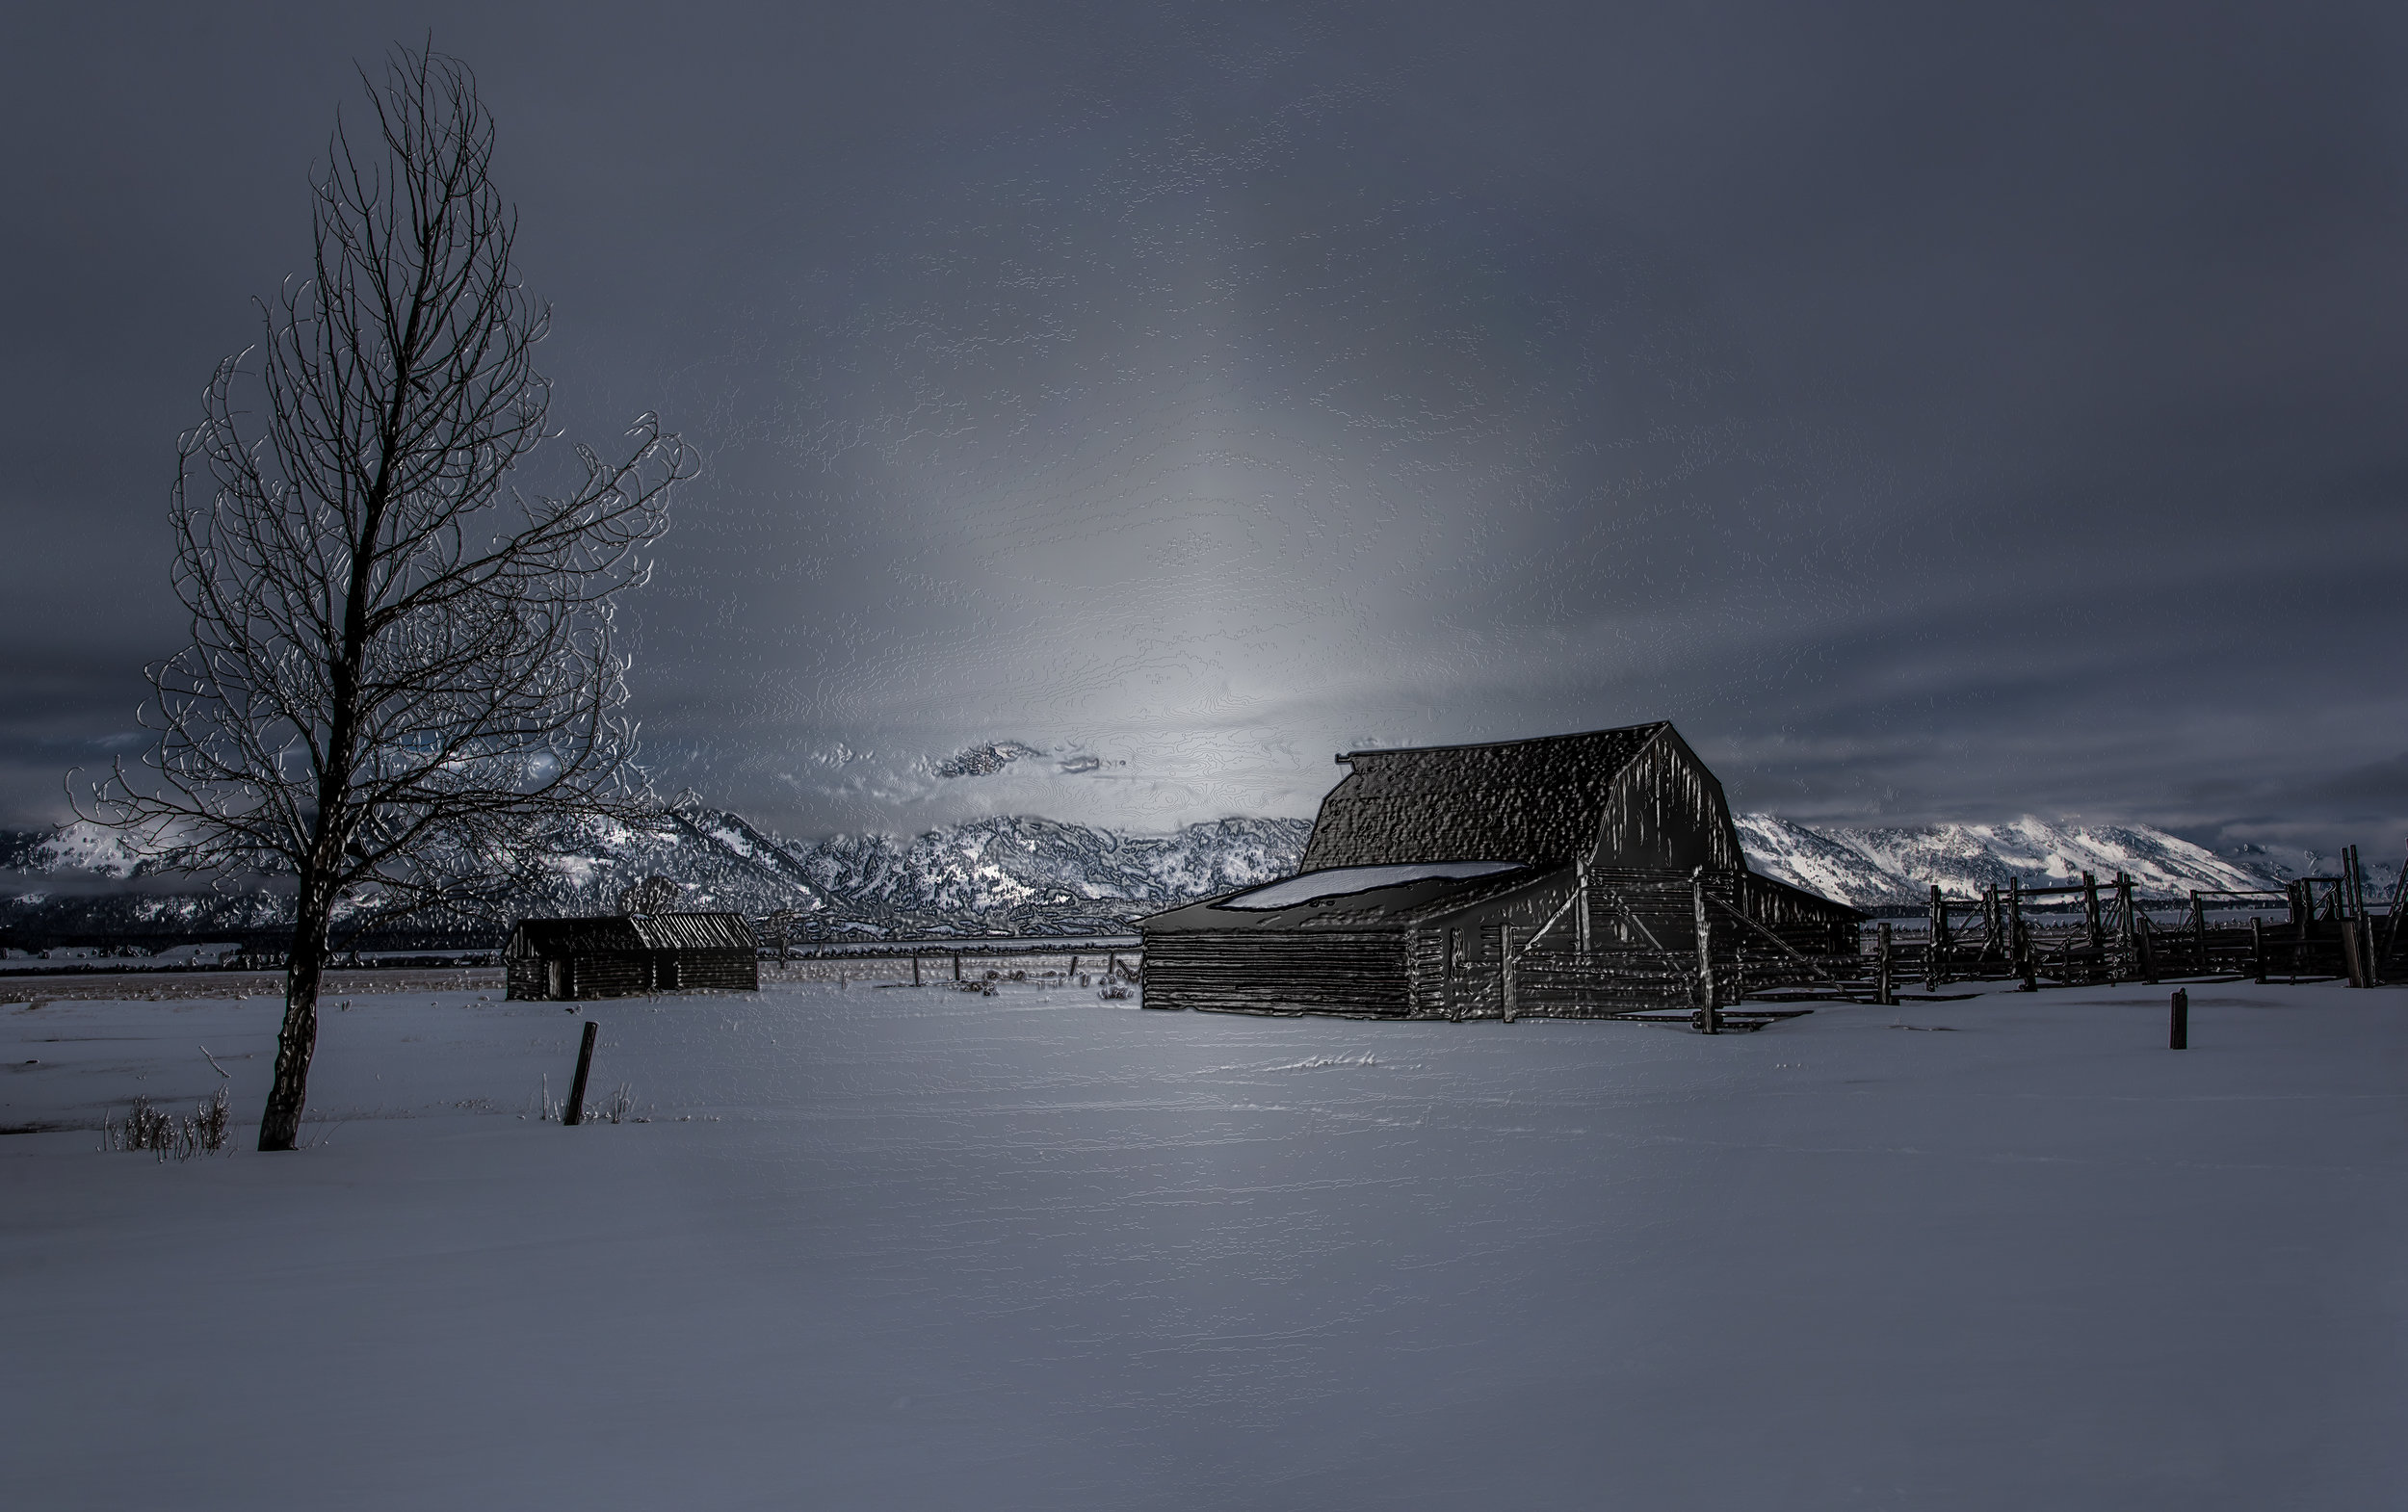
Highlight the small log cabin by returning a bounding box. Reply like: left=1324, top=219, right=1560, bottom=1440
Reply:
left=504, top=912, right=760, bottom=1001
left=1139, top=722, right=1863, bottom=1019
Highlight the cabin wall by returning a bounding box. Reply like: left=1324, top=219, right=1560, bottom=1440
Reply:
left=563, top=951, right=655, bottom=1000
left=1141, top=930, right=1410, bottom=1016
left=668, top=949, right=759, bottom=992
left=503, top=947, right=759, bottom=1001
left=1586, top=729, right=1740, bottom=873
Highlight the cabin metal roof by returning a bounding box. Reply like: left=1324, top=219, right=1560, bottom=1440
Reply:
left=507, top=912, right=759, bottom=955
left=1300, top=722, right=1667, bottom=871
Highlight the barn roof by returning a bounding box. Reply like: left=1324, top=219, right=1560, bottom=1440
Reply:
left=1299, top=722, right=1668, bottom=872
left=508, top=912, right=759, bottom=955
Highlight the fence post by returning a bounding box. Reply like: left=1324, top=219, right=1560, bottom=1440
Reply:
left=2339, top=910, right=2367, bottom=988
left=2115, top=873, right=2136, bottom=980
left=2081, top=872, right=2102, bottom=968
left=2168, top=989, right=2187, bottom=1050
left=2342, top=847, right=2372, bottom=988
left=2008, top=877, right=2029, bottom=989
left=1692, top=870, right=1719, bottom=1034
left=912, top=955, right=921, bottom=987
left=563, top=1020, right=598, bottom=1126
left=1876, top=922, right=1894, bottom=1007
left=2251, top=916, right=2266, bottom=985
left=953, top=952, right=961, bottom=982
left=2189, top=891, right=2208, bottom=977
left=1925, top=884, right=1946, bottom=990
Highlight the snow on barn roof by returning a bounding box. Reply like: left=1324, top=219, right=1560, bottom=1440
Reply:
left=1212, top=861, right=1526, bottom=911
left=1141, top=861, right=1561, bottom=935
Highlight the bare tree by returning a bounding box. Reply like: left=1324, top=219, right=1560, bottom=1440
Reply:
left=80, top=45, right=694, bottom=1151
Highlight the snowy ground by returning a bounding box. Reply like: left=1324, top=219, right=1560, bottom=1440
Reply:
left=5, top=976, right=2403, bottom=1510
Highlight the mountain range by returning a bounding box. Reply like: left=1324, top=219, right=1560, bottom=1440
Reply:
left=3, top=804, right=2392, bottom=945
left=1733, top=815, right=2322, bottom=907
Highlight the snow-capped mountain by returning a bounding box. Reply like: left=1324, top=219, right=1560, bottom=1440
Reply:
left=5, top=801, right=2380, bottom=942
left=510, top=805, right=1312, bottom=934
left=1736, top=814, right=2290, bottom=907
left=787, top=815, right=1309, bottom=932
left=0, top=823, right=152, bottom=879
left=1, top=808, right=1315, bottom=943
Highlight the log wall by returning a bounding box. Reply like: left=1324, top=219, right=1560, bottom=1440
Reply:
left=1141, top=931, right=1408, bottom=1016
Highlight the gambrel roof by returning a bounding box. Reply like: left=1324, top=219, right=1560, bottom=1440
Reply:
left=1300, top=722, right=1693, bottom=871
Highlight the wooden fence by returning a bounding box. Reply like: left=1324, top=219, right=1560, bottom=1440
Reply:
left=1867, top=848, right=2402, bottom=991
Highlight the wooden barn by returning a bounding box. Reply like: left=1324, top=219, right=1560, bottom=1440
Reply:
left=1139, top=723, right=1863, bottom=1020
left=504, top=912, right=760, bottom=1001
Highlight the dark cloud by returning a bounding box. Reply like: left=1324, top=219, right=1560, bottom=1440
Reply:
left=3, top=1, right=2403, bottom=852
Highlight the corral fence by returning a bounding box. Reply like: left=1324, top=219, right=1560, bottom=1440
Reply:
left=1868, top=844, right=2403, bottom=992
left=751, top=932, right=1143, bottom=989
left=1427, top=866, right=1865, bottom=1031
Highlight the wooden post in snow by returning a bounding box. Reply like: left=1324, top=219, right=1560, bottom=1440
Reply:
left=911, top=955, right=921, bottom=987
left=2251, top=916, right=2266, bottom=985
left=953, top=952, right=961, bottom=982
left=1876, top=922, right=1895, bottom=1007
left=2168, top=989, right=2187, bottom=1050
left=563, top=1020, right=598, bottom=1127
left=2340, top=907, right=2368, bottom=988
left=2189, top=890, right=2208, bottom=977
left=1575, top=856, right=1592, bottom=956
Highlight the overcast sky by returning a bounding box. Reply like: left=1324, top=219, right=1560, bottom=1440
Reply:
left=4, top=1, right=2403, bottom=855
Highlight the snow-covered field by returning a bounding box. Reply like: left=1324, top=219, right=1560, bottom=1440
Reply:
left=5, top=976, right=2403, bottom=1509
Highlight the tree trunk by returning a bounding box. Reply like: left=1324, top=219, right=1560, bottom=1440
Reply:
left=259, top=879, right=336, bottom=1151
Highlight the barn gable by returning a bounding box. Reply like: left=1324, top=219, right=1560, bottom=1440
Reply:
left=1298, top=722, right=1742, bottom=874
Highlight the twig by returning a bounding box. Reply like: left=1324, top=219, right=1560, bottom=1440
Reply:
left=198, top=1045, right=231, bottom=1079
